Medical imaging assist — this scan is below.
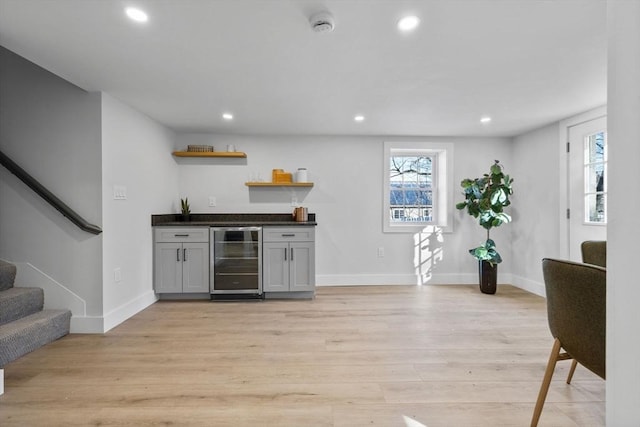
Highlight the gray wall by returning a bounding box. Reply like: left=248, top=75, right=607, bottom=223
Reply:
left=607, top=1, right=640, bottom=423
left=510, top=123, right=561, bottom=294
left=0, top=46, right=103, bottom=315
left=0, top=43, right=575, bottom=332
left=176, top=133, right=513, bottom=286
left=101, top=93, right=178, bottom=330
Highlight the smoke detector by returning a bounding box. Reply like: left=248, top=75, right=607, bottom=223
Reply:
left=309, top=11, right=335, bottom=33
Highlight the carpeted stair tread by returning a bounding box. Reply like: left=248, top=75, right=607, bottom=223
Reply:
left=0, top=261, right=72, bottom=367
left=0, top=260, right=17, bottom=291
left=0, top=287, right=44, bottom=326
left=0, top=309, right=71, bottom=367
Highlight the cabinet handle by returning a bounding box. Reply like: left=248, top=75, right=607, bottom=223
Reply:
left=284, top=248, right=287, bottom=261
left=183, top=248, right=187, bottom=262
left=176, top=248, right=180, bottom=262
left=291, top=248, right=294, bottom=261
left=282, top=234, right=295, bottom=237
left=174, top=234, right=189, bottom=237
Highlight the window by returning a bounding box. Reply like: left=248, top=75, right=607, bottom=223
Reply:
left=584, top=131, right=607, bottom=224
left=389, top=155, right=434, bottom=222
left=383, top=142, right=453, bottom=233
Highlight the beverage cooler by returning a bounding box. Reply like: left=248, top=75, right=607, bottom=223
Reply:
left=210, top=227, right=262, bottom=296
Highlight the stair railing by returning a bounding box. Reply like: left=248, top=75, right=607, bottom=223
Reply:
left=0, top=150, right=102, bottom=235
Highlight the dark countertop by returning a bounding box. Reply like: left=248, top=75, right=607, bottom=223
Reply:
left=152, top=213, right=317, bottom=227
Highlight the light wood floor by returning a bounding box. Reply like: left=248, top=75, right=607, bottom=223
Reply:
left=1, top=285, right=604, bottom=426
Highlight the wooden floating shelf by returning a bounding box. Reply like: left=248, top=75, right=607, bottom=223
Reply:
left=172, top=151, right=247, bottom=158
left=245, top=182, right=314, bottom=188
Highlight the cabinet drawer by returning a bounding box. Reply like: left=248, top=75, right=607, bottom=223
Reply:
left=154, top=227, right=209, bottom=243
left=263, top=227, right=315, bottom=242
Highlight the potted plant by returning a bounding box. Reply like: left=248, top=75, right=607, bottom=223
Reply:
left=180, top=197, right=191, bottom=222
left=456, top=160, right=513, bottom=294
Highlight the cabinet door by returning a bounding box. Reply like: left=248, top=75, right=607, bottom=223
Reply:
left=290, top=242, right=315, bottom=292
left=263, top=242, right=289, bottom=292
left=154, top=242, right=183, bottom=293
left=182, top=242, right=210, bottom=293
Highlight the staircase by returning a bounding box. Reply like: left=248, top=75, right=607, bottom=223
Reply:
left=0, top=260, right=71, bottom=367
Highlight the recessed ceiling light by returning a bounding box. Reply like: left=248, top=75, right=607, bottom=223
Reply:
left=354, top=115, right=365, bottom=122
left=480, top=116, right=492, bottom=124
left=125, top=7, right=148, bottom=23
left=222, top=113, right=234, bottom=121
left=398, top=16, right=420, bottom=32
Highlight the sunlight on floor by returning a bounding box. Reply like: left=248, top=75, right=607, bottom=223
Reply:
left=414, top=225, right=444, bottom=285
left=403, top=415, right=428, bottom=427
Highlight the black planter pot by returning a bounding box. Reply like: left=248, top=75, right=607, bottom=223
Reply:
left=478, top=260, right=497, bottom=294
left=181, top=213, right=191, bottom=222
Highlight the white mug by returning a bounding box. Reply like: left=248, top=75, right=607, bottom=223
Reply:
left=227, top=144, right=235, bottom=152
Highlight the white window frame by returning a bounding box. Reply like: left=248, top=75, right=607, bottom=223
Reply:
left=583, top=131, right=607, bottom=224
left=383, top=141, right=454, bottom=233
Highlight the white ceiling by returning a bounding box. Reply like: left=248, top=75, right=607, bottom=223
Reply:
left=0, top=0, right=607, bottom=137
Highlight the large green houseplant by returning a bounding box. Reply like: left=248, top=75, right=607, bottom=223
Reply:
left=456, top=160, right=513, bottom=294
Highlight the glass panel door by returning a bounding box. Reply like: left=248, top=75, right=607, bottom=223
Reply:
left=212, top=229, right=261, bottom=292
left=568, top=116, right=607, bottom=261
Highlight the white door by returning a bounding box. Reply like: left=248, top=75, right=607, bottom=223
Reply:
left=568, top=116, right=607, bottom=261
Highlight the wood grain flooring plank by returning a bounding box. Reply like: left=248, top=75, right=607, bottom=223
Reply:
left=0, top=285, right=604, bottom=426
left=332, top=403, right=581, bottom=427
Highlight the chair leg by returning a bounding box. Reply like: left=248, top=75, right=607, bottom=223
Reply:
left=566, top=359, right=578, bottom=384
left=531, top=338, right=563, bottom=427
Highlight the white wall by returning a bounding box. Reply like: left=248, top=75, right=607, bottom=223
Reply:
left=176, top=134, right=512, bottom=286
left=0, top=46, right=103, bottom=317
left=607, top=0, right=640, bottom=423
left=101, top=93, right=179, bottom=332
left=510, top=123, right=561, bottom=295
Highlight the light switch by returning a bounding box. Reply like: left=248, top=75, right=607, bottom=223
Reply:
left=209, top=196, right=217, bottom=207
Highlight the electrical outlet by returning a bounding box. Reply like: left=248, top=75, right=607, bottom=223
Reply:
left=113, top=185, right=127, bottom=200
left=208, top=196, right=217, bottom=207
left=378, top=247, right=385, bottom=258
left=114, top=268, right=122, bottom=283
left=291, top=196, right=298, bottom=207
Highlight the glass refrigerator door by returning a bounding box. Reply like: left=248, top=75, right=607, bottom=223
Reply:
left=213, top=230, right=260, bottom=291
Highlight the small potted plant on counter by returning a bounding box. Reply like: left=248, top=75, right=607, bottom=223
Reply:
left=456, top=160, right=513, bottom=294
left=180, top=197, right=191, bottom=222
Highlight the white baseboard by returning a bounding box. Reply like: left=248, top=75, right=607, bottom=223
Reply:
left=70, top=316, right=105, bottom=334
left=316, top=272, right=514, bottom=286
left=103, top=290, right=158, bottom=333
left=317, top=274, right=420, bottom=286
left=71, top=292, right=158, bottom=333
left=4, top=259, right=159, bottom=333
left=510, top=274, right=546, bottom=297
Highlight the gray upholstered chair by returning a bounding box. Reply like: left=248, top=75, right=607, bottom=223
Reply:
left=581, top=240, right=606, bottom=268
left=562, top=240, right=607, bottom=382
left=530, top=258, right=606, bottom=427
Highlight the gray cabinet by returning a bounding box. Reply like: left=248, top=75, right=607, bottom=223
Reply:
left=154, top=228, right=209, bottom=293
left=263, top=227, right=315, bottom=293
